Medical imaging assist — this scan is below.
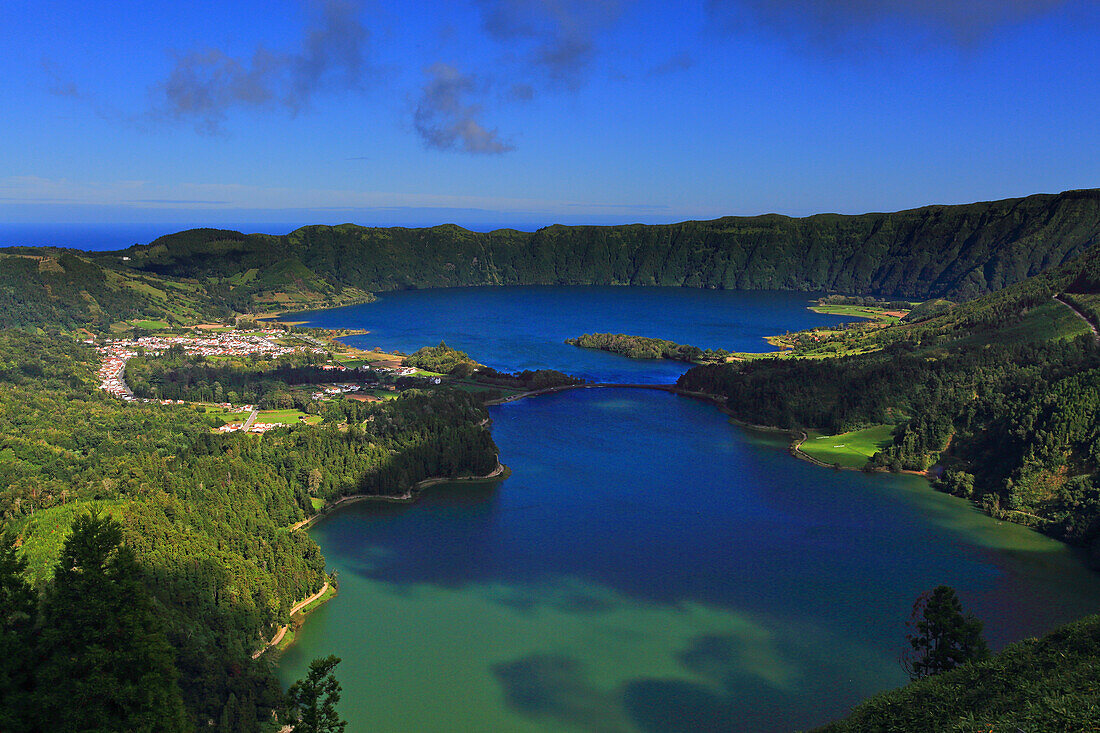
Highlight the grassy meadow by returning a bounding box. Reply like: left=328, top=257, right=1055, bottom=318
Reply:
left=800, top=425, right=897, bottom=468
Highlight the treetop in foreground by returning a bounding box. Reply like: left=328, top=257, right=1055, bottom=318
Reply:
left=902, top=585, right=989, bottom=680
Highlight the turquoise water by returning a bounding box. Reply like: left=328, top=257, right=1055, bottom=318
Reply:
left=278, top=288, right=1100, bottom=732
left=287, top=286, right=860, bottom=383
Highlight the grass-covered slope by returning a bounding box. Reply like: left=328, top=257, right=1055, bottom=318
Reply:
left=0, top=249, right=226, bottom=329
left=0, top=241, right=372, bottom=331
left=109, top=189, right=1100, bottom=301
left=816, top=613, right=1100, bottom=732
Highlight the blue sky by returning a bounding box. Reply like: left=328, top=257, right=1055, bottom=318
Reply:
left=2, top=0, right=1099, bottom=230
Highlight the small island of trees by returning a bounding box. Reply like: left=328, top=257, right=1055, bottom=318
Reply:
left=565, top=333, right=730, bottom=363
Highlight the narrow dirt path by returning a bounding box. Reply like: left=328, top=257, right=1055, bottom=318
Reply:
left=252, top=581, right=331, bottom=659
left=1054, top=295, right=1100, bottom=344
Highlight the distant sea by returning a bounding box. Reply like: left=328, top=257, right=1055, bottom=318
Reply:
left=0, top=222, right=544, bottom=252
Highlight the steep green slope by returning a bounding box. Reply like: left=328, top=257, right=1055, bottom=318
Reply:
left=816, top=613, right=1100, bottom=732
left=0, top=328, right=499, bottom=728
left=110, top=188, right=1100, bottom=301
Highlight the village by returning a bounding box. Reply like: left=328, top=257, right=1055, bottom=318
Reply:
left=93, top=326, right=432, bottom=433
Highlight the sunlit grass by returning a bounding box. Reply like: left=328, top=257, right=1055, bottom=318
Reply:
left=801, top=425, right=896, bottom=468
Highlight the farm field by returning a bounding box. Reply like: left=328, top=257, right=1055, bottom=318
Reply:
left=257, top=409, right=322, bottom=425
left=130, top=319, right=170, bottom=330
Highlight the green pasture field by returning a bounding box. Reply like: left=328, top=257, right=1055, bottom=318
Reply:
left=810, top=304, right=909, bottom=322
left=800, top=425, right=896, bottom=468
left=955, top=301, right=1089, bottom=349
left=257, top=409, right=322, bottom=425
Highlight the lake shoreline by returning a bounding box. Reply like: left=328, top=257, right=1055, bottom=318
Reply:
left=288, top=458, right=510, bottom=534
left=268, top=459, right=510, bottom=657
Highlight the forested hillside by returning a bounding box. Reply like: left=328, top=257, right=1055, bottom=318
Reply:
left=109, top=188, right=1100, bottom=301
left=678, top=243, right=1100, bottom=560
left=7, top=189, right=1099, bottom=331
left=0, top=246, right=371, bottom=332
left=0, top=249, right=224, bottom=329
left=0, top=329, right=498, bottom=730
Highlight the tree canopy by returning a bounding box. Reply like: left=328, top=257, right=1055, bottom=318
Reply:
left=35, top=512, right=190, bottom=732
left=902, top=585, right=989, bottom=681
left=285, top=655, right=347, bottom=733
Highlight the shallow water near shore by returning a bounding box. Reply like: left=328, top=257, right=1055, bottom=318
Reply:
left=279, top=387, right=1100, bottom=732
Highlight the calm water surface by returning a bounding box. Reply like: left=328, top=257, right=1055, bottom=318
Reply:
left=287, top=287, right=859, bottom=383
left=279, top=289, right=1100, bottom=732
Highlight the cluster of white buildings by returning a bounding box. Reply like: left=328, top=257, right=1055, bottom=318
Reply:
left=96, top=345, right=137, bottom=400
left=94, top=330, right=326, bottom=400
left=215, top=421, right=281, bottom=435
left=376, top=366, right=418, bottom=376
left=116, top=331, right=320, bottom=360
left=311, top=384, right=364, bottom=399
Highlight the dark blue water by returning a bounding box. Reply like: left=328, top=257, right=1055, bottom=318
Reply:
left=281, top=388, right=1100, bottom=732
left=287, top=287, right=859, bottom=383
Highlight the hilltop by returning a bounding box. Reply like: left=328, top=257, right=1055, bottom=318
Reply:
left=5, top=188, right=1100, bottom=332
left=109, top=189, right=1100, bottom=301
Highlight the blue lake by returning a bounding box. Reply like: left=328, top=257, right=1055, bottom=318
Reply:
left=278, top=288, right=1100, bottom=732
left=287, top=286, right=860, bottom=383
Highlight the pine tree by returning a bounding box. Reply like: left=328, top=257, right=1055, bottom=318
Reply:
left=285, top=655, right=347, bottom=733
left=902, top=585, right=990, bottom=680
left=35, top=512, right=191, bottom=732
left=0, top=531, right=36, bottom=731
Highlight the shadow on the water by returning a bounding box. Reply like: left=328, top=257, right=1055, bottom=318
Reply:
left=492, top=654, right=634, bottom=732
left=487, top=627, right=890, bottom=733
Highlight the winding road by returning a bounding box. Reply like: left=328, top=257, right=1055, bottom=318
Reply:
left=1054, top=294, right=1100, bottom=343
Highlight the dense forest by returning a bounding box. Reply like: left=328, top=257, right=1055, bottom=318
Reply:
left=402, top=341, right=481, bottom=375
left=0, top=329, right=498, bottom=731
